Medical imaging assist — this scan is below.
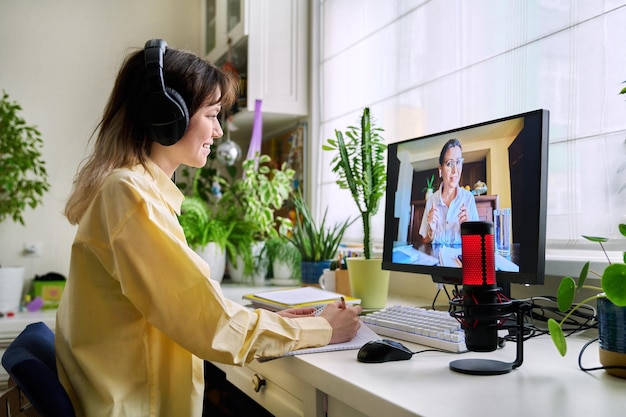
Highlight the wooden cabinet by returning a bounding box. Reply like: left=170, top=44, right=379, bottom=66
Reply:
left=408, top=195, right=499, bottom=244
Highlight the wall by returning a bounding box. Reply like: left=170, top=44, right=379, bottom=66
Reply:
left=314, top=0, right=626, bottom=295
left=0, top=0, right=201, bottom=288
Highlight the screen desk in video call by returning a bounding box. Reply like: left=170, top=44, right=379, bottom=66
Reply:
left=1, top=286, right=625, bottom=417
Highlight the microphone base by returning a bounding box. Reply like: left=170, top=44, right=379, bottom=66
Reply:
left=449, top=300, right=531, bottom=376
left=449, top=358, right=513, bottom=375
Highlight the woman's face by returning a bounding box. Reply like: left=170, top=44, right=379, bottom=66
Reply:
left=171, top=99, right=223, bottom=169
left=439, top=145, right=463, bottom=189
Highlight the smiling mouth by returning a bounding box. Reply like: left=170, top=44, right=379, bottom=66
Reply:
left=202, top=143, right=211, bottom=149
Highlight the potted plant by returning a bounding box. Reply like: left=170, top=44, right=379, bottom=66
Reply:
left=0, top=91, right=50, bottom=225
left=219, top=153, right=295, bottom=284
left=548, top=223, right=626, bottom=377
left=0, top=90, right=50, bottom=313
left=422, top=174, right=435, bottom=200
left=287, top=191, right=354, bottom=286
left=322, top=107, right=389, bottom=308
left=322, top=107, right=386, bottom=260
left=178, top=196, right=234, bottom=283
left=264, top=236, right=301, bottom=283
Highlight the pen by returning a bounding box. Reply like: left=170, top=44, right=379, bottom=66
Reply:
left=340, top=296, right=346, bottom=309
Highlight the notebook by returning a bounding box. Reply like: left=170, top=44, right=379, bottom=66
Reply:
left=243, top=287, right=361, bottom=311
left=258, top=322, right=379, bottom=361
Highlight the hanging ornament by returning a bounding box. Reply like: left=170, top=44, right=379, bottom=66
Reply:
left=216, top=115, right=241, bottom=166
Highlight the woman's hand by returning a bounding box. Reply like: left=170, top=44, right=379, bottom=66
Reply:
left=319, top=301, right=363, bottom=344
left=457, top=203, right=468, bottom=224
left=428, top=206, right=440, bottom=239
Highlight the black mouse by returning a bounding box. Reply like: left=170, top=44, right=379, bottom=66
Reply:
left=357, top=339, right=413, bottom=363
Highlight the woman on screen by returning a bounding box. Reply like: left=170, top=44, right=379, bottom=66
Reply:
left=419, top=138, right=478, bottom=245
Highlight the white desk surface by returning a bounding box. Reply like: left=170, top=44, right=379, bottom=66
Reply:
left=224, top=283, right=626, bottom=417
left=2, top=285, right=625, bottom=416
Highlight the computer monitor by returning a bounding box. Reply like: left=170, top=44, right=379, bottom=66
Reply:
left=382, top=109, right=549, bottom=294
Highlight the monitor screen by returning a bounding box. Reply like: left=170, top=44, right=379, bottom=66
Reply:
left=382, top=109, right=549, bottom=287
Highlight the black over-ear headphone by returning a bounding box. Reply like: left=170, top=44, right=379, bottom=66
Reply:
left=143, top=39, right=189, bottom=146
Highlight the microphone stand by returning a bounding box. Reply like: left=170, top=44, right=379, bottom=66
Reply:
left=449, top=298, right=531, bottom=375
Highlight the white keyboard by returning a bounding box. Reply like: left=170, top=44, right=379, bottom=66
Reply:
left=362, top=305, right=467, bottom=353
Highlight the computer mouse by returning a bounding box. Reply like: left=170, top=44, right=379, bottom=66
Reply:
left=357, top=339, right=413, bottom=363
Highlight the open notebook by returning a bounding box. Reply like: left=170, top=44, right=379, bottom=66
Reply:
left=258, top=322, right=379, bottom=361
left=243, top=287, right=361, bottom=311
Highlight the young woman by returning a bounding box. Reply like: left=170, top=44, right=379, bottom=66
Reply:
left=57, top=40, right=362, bottom=417
left=419, top=138, right=479, bottom=245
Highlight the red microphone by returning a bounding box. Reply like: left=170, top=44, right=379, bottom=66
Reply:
left=449, top=221, right=527, bottom=375
left=458, top=221, right=500, bottom=352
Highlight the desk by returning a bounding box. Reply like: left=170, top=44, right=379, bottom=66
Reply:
left=216, top=285, right=626, bottom=417
left=1, top=288, right=625, bottom=416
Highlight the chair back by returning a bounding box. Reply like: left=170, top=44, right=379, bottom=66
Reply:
left=1, top=322, right=75, bottom=417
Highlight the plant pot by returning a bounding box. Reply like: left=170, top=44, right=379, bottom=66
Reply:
left=424, top=188, right=434, bottom=200
left=228, top=241, right=268, bottom=285
left=195, top=242, right=226, bottom=283
left=597, top=297, right=626, bottom=378
left=300, top=260, right=332, bottom=287
left=272, top=260, right=293, bottom=280
left=346, top=258, right=390, bottom=310
left=0, top=266, right=25, bottom=313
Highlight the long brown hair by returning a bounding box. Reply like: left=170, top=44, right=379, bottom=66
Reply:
left=65, top=45, right=237, bottom=225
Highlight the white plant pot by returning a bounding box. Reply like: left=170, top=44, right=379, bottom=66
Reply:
left=228, top=241, right=268, bottom=285
left=228, top=256, right=246, bottom=283
left=0, top=266, right=25, bottom=313
left=195, top=242, right=226, bottom=283
left=272, top=260, right=293, bottom=280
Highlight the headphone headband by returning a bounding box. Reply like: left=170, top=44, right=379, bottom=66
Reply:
left=143, top=39, right=189, bottom=146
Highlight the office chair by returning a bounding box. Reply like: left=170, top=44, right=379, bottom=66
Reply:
left=1, top=322, right=75, bottom=417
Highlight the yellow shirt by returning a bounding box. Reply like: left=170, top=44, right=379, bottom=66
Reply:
left=55, top=161, right=331, bottom=417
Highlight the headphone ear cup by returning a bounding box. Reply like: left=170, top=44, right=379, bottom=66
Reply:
left=145, top=87, right=189, bottom=146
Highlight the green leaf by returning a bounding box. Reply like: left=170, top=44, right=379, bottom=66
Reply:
left=602, top=263, right=626, bottom=307
left=548, top=318, right=567, bottom=356
left=581, top=235, right=608, bottom=243
left=577, top=262, right=589, bottom=289
left=619, top=223, right=626, bottom=237
left=556, top=276, right=576, bottom=312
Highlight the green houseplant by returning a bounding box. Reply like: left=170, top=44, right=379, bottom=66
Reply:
left=322, top=107, right=389, bottom=308
left=264, top=236, right=301, bottom=282
left=322, top=107, right=386, bottom=259
left=0, top=90, right=50, bottom=313
left=0, top=90, right=50, bottom=226
left=219, top=153, right=295, bottom=283
left=287, top=191, right=354, bottom=285
left=178, top=196, right=235, bottom=283
left=422, top=174, right=435, bottom=200
left=548, top=223, right=626, bottom=376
